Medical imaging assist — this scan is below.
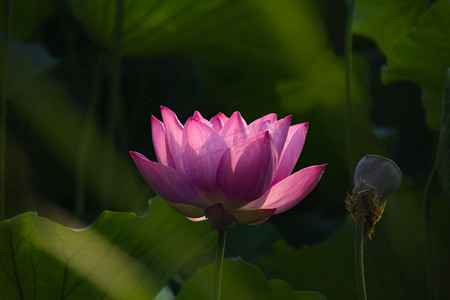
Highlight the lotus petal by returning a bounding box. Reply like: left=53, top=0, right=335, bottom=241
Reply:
left=230, top=208, right=276, bottom=225
left=193, top=111, right=212, bottom=127
left=248, top=113, right=277, bottom=136
left=130, top=151, right=209, bottom=207
left=182, top=118, right=228, bottom=192
left=217, top=131, right=277, bottom=208
left=220, top=111, right=249, bottom=147
left=151, top=115, right=175, bottom=167
left=210, top=113, right=228, bottom=132
left=161, top=106, right=185, bottom=171
left=168, top=202, right=206, bottom=218
left=245, top=164, right=326, bottom=214
left=268, top=115, right=291, bottom=156
left=271, top=122, right=308, bottom=186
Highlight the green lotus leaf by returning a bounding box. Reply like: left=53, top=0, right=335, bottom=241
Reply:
left=353, top=0, right=427, bottom=55
left=383, top=1, right=450, bottom=129
left=0, top=197, right=216, bottom=299
left=177, top=257, right=326, bottom=300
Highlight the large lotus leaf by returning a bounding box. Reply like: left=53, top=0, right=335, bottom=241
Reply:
left=0, top=0, right=57, bottom=40
left=259, top=185, right=446, bottom=300
left=0, top=197, right=216, bottom=299
left=259, top=222, right=356, bottom=299
left=67, top=0, right=328, bottom=72
left=383, top=1, right=450, bottom=129
left=67, top=0, right=357, bottom=116
left=176, top=258, right=326, bottom=300
left=437, top=68, right=450, bottom=199
left=352, top=0, right=427, bottom=55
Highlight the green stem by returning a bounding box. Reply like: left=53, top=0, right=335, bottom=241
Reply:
left=345, top=0, right=356, bottom=182
left=107, top=0, right=124, bottom=145
left=103, top=0, right=124, bottom=207
left=355, top=214, right=367, bottom=300
left=60, top=15, right=87, bottom=93
left=0, top=0, right=12, bottom=221
left=74, top=56, right=103, bottom=217
left=213, top=229, right=226, bottom=300
left=424, top=167, right=438, bottom=300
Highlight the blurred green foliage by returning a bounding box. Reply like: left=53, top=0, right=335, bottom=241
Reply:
left=1, top=0, right=449, bottom=299
left=0, top=0, right=57, bottom=40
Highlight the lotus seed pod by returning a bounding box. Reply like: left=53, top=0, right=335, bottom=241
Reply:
left=354, top=155, right=402, bottom=198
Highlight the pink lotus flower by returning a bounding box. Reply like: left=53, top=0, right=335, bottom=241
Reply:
left=130, top=107, right=326, bottom=230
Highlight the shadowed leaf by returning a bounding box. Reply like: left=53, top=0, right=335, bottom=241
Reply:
left=353, top=0, right=427, bottom=55
left=383, top=1, right=450, bottom=129
left=177, top=258, right=326, bottom=300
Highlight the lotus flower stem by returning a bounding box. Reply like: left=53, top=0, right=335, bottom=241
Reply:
left=0, top=0, right=12, bottom=220
left=354, top=214, right=367, bottom=300
left=423, top=167, right=438, bottom=300
left=345, top=0, right=356, bottom=178
left=213, top=229, right=226, bottom=300
left=104, top=0, right=124, bottom=206
left=107, top=0, right=124, bottom=144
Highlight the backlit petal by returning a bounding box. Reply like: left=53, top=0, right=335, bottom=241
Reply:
left=193, top=111, right=212, bottom=127
left=269, top=115, right=291, bottom=156
left=151, top=115, right=175, bottom=167
left=245, top=164, right=326, bottom=214
left=210, top=113, right=228, bottom=132
left=248, top=113, right=277, bottom=136
left=220, top=111, right=249, bottom=147
left=187, top=216, right=208, bottom=222
left=161, top=106, right=185, bottom=172
left=182, top=118, right=228, bottom=192
left=217, top=131, right=277, bottom=208
left=130, top=151, right=209, bottom=207
left=271, top=122, right=308, bottom=186
left=230, top=208, right=276, bottom=225
left=213, top=112, right=228, bottom=123
left=168, top=202, right=206, bottom=218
